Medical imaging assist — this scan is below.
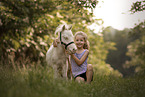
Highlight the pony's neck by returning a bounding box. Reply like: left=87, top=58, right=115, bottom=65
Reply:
left=55, top=36, right=67, bottom=57
left=57, top=42, right=66, bottom=54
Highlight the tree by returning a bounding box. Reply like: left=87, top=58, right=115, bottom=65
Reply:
left=130, top=0, right=145, bottom=13
left=124, top=21, right=145, bottom=73
left=124, top=0, right=145, bottom=74
left=0, top=0, right=98, bottom=61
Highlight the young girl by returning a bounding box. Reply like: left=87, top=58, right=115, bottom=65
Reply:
left=53, top=31, right=93, bottom=84
left=70, top=31, right=93, bottom=84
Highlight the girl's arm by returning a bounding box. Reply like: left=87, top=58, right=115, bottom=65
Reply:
left=71, top=50, right=89, bottom=66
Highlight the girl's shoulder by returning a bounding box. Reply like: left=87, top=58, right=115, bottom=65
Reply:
left=84, top=49, right=89, bottom=53
left=85, top=49, right=89, bottom=55
left=83, top=49, right=89, bottom=55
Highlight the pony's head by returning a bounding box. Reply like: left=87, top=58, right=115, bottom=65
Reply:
left=55, top=24, right=77, bottom=54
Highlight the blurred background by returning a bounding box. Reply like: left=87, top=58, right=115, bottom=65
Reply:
left=0, top=0, right=145, bottom=77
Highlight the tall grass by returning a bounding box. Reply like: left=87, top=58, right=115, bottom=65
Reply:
left=0, top=64, right=145, bottom=97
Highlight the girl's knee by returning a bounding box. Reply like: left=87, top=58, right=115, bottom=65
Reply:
left=87, top=64, right=93, bottom=71
left=75, top=77, right=85, bottom=83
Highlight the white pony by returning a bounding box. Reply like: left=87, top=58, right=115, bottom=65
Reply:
left=46, top=24, right=76, bottom=78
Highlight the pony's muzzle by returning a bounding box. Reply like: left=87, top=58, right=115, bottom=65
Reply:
left=68, top=46, right=76, bottom=54
left=72, top=48, right=76, bottom=54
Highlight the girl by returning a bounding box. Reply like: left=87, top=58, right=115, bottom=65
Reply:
left=53, top=31, right=93, bottom=84
left=70, top=31, right=93, bottom=84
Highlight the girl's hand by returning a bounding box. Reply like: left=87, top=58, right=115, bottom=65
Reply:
left=53, top=39, right=59, bottom=47
left=65, top=50, right=72, bottom=55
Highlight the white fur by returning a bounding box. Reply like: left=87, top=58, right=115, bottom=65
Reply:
left=46, top=24, right=76, bottom=78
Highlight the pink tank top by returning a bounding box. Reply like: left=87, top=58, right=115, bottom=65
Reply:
left=71, top=49, right=88, bottom=77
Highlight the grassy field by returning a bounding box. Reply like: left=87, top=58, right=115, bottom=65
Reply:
left=0, top=65, right=145, bottom=97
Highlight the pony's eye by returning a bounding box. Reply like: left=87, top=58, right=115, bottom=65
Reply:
left=64, top=37, right=68, bottom=40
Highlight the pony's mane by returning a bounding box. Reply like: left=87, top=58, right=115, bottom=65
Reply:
left=55, top=24, right=71, bottom=35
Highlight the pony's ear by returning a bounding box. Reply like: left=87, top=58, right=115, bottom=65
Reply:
left=62, top=25, right=65, bottom=31
left=68, top=25, right=72, bottom=30
left=55, top=31, right=58, bottom=35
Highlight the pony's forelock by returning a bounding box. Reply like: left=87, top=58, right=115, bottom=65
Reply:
left=55, top=24, right=72, bottom=35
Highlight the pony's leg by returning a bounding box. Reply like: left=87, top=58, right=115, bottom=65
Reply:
left=67, top=66, right=72, bottom=79
left=62, top=63, right=67, bottom=78
left=67, top=57, right=72, bottom=80
left=53, top=65, right=59, bottom=79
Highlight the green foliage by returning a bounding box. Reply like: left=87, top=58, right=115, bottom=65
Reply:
left=0, top=0, right=60, bottom=60
left=87, top=31, right=122, bottom=77
left=0, top=0, right=98, bottom=61
left=0, top=65, right=145, bottom=97
left=130, top=0, right=145, bottom=13
left=89, top=30, right=116, bottom=65
left=124, top=21, right=145, bottom=73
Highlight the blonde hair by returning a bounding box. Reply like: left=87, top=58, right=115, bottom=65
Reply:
left=74, top=31, right=90, bottom=50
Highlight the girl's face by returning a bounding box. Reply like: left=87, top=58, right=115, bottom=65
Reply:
left=75, top=35, right=85, bottom=49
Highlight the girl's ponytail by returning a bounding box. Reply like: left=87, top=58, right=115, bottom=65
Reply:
left=84, top=40, right=90, bottom=50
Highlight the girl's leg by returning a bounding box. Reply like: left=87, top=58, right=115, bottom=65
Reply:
left=75, top=77, right=85, bottom=83
left=86, top=64, right=93, bottom=84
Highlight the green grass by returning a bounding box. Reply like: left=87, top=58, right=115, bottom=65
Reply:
left=0, top=65, right=145, bottom=97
